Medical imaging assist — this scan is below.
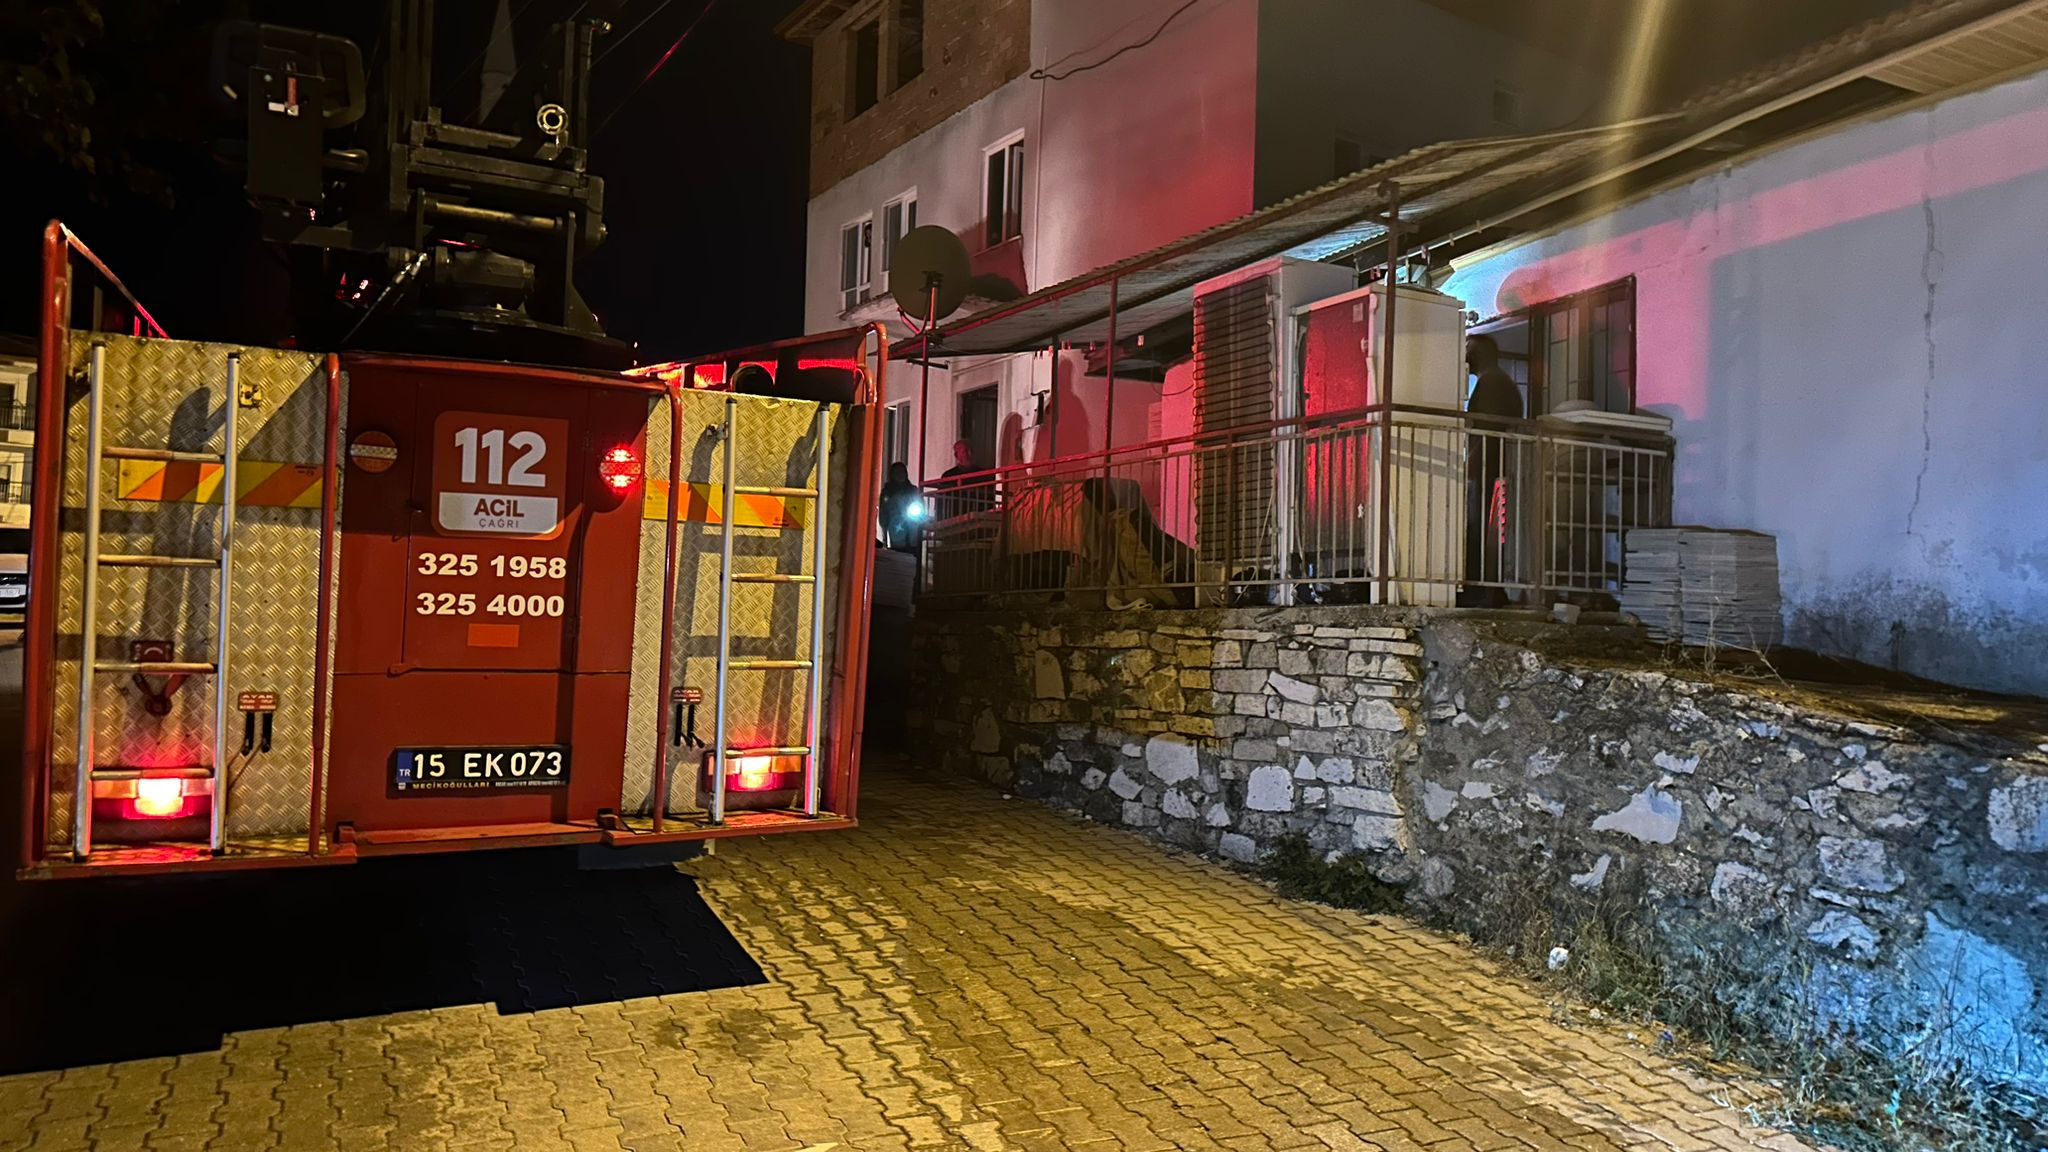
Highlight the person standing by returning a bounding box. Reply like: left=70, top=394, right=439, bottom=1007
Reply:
left=879, top=462, right=924, bottom=552
left=1463, top=334, right=1523, bottom=607
left=939, top=439, right=976, bottom=483
left=932, top=439, right=990, bottom=521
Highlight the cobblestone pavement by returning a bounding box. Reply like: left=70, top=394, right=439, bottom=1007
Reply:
left=0, top=764, right=1816, bottom=1152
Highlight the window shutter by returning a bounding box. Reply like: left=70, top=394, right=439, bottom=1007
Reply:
left=1006, top=143, right=1025, bottom=240
left=985, top=151, right=1005, bottom=248
left=858, top=219, right=873, bottom=303
left=885, top=203, right=901, bottom=270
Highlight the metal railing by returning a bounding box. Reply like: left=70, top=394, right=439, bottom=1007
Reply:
left=917, top=405, right=1671, bottom=609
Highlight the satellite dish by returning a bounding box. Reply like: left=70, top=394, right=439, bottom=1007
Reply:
left=889, top=225, right=971, bottom=320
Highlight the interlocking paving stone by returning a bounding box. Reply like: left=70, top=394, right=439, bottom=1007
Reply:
left=0, top=763, right=1816, bottom=1151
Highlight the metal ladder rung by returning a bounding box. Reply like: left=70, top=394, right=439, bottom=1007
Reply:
left=73, top=344, right=241, bottom=861
left=95, top=661, right=218, bottom=675
left=710, top=397, right=832, bottom=828
left=103, top=446, right=225, bottom=465
left=89, top=767, right=215, bottom=781
left=97, top=554, right=219, bottom=569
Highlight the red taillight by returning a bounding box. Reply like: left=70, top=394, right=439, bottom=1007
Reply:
left=95, top=773, right=209, bottom=821
left=131, top=777, right=186, bottom=817
left=734, top=756, right=777, bottom=791
left=701, top=752, right=802, bottom=795
left=598, top=446, right=642, bottom=493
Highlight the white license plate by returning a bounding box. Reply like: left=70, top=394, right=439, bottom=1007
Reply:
left=392, top=746, right=569, bottom=793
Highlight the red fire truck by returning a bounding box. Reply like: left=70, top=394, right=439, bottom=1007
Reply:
left=14, top=225, right=887, bottom=878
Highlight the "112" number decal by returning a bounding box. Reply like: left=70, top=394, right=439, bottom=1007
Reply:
left=453, top=427, right=547, bottom=488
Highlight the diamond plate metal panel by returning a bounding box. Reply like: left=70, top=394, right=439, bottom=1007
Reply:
left=620, top=392, right=850, bottom=816
left=621, top=397, right=674, bottom=813
left=47, top=336, right=335, bottom=849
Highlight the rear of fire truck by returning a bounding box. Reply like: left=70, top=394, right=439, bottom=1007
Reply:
left=13, top=4, right=886, bottom=877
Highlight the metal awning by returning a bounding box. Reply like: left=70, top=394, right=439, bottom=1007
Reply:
left=905, top=119, right=1677, bottom=359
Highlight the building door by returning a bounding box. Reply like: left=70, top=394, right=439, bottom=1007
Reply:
left=957, top=385, right=999, bottom=470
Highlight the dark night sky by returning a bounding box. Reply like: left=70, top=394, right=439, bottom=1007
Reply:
left=1, top=0, right=809, bottom=363
left=580, top=0, right=811, bottom=360
left=2, top=0, right=1910, bottom=361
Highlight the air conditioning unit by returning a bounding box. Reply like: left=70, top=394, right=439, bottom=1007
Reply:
left=1181, top=258, right=1354, bottom=583
left=1293, top=282, right=1469, bottom=606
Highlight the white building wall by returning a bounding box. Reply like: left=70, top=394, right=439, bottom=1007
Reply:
left=802, top=75, right=1038, bottom=336
left=0, top=357, right=35, bottom=531
left=891, top=351, right=1050, bottom=483
left=805, top=0, right=1596, bottom=484
left=1028, top=0, right=1262, bottom=289
left=808, top=0, right=1261, bottom=480
left=804, top=74, right=1041, bottom=482
left=1439, top=67, right=2048, bottom=696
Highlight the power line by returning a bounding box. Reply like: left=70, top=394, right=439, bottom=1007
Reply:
left=1030, top=0, right=1201, bottom=82
left=594, top=0, right=694, bottom=68
left=595, top=0, right=725, bottom=135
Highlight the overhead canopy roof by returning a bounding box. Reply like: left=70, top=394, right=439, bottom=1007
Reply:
left=907, top=0, right=2048, bottom=360
left=907, top=120, right=1675, bottom=359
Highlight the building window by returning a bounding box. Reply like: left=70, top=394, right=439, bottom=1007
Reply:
left=894, top=0, right=924, bottom=89
left=847, top=2, right=920, bottom=114
left=883, top=402, right=912, bottom=466
left=1537, top=280, right=1633, bottom=414
left=1471, top=279, right=1635, bottom=415
left=878, top=192, right=918, bottom=293
left=1492, top=83, right=1522, bottom=129
left=983, top=136, right=1025, bottom=248
left=848, top=17, right=881, bottom=118
left=840, top=216, right=872, bottom=313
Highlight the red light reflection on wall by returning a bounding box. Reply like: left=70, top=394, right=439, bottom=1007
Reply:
left=1464, top=103, right=2048, bottom=421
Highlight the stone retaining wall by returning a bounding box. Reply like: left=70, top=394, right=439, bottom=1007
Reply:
left=909, top=607, right=2048, bottom=1097
left=912, top=609, right=1429, bottom=866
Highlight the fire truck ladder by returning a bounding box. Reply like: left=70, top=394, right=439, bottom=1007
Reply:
left=70, top=343, right=239, bottom=859
left=707, top=396, right=829, bottom=826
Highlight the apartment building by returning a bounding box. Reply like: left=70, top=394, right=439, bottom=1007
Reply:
left=778, top=0, right=1596, bottom=479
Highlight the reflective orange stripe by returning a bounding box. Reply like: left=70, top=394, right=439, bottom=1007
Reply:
left=642, top=481, right=804, bottom=530
left=115, top=461, right=323, bottom=509
left=118, top=461, right=806, bottom=528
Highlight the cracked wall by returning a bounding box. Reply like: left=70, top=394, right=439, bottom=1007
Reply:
left=1438, top=65, right=2048, bottom=696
